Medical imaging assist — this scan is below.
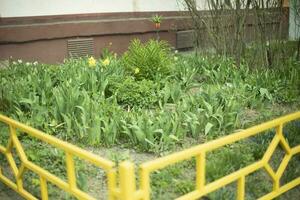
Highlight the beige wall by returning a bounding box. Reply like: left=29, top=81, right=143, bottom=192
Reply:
left=0, top=0, right=285, bottom=18
left=0, top=0, right=208, bottom=17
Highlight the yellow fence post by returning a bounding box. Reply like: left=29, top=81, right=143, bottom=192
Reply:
left=107, top=169, right=117, bottom=200
left=119, top=161, right=136, bottom=200
left=39, top=176, right=48, bottom=200
left=237, top=176, right=245, bottom=200
left=140, top=166, right=150, bottom=200
left=196, top=152, right=206, bottom=191
left=65, top=152, right=76, bottom=189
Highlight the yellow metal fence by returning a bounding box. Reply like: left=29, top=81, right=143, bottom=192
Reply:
left=0, top=111, right=300, bottom=200
left=0, top=115, right=116, bottom=200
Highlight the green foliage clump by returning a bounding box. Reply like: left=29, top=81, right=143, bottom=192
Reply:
left=122, top=39, right=172, bottom=80
left=108, top=77, right=159, bottom=108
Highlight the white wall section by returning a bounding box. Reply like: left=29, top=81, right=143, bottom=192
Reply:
left=0, top=0, right=207, bottom=18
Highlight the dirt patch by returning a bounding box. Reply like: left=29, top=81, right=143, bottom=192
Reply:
left=88, top=146, right=158, bottom=164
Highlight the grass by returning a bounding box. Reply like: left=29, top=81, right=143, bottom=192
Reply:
left=0, top=39, right=300, bottom=199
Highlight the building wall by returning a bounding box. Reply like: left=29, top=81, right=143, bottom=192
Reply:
left=0, top=0, right=289, bottom=63
left=0, top=31, right=176, bottom=64
left=0, top=0, right=191, bottom=63
left=0, top=0, right=286, bottom=17
left=0, top=0, right=209, bottom=17
left=0, top=10, right=187, bottom=63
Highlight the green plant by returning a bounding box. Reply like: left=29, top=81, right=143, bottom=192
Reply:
left=108, top=77, right=159, bottom=108
left=151, top=14, right=163, bottom=24
left=122, top=39, right=172, bottom=80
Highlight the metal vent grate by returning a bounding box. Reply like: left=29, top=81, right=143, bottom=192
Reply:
left=176, top=30, right=195, bottom=49
left=67, top=38, right=94, bottom=58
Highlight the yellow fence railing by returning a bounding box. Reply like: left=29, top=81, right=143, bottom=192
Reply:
left=1, top=111, right=300, bottom=200
left=0, top=114, right=116, bottom=200
left=136, top=111, right=300, bottom=200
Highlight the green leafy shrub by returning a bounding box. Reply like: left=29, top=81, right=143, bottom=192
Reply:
left=122, top=39, right=172, bottom=80
left=108, top=77, right=159, bottom=108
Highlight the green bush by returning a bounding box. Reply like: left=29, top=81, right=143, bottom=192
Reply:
left=122, top=39, right=172, bottom=80
left=108, top=77, right=159, bottom=108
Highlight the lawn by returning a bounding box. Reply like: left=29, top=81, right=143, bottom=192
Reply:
left=0, top=39, right=300, bottom=199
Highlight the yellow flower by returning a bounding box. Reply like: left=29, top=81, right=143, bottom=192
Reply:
left=88, top=56, right=96, bottom=67
left=134, top=67, right=140, bottom=74
left=101, top=58, right=110, bottom=67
